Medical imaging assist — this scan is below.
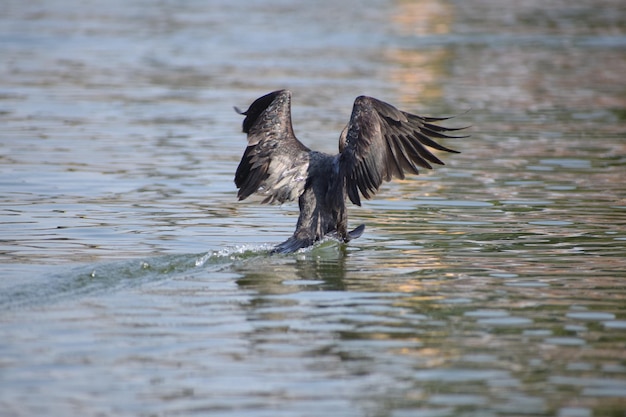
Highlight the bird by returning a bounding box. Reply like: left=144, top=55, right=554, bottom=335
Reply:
left=234, top=89, right=466, bottom=254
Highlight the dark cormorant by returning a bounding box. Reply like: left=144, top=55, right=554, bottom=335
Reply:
left=234, top=90, right=466, bottom=253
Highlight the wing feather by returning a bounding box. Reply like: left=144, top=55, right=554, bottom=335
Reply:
left=234, top=90, right=310, bottom=205
left=338, top=96, right=467, bottom=206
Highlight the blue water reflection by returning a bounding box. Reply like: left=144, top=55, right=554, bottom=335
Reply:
left=1, top=0, right=626, bottom=416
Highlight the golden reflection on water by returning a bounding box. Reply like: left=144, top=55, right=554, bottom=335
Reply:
left=387, top=0, right=454, bottom=106
left=386, top=48, right=450, bottom=106
left=392, top=0, right=454, bottom=36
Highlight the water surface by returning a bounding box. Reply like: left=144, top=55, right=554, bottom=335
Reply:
left=1, top=0, right=626, bottom=416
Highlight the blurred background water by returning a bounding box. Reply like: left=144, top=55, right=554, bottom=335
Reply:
left=1, top=0, right=626, bottom=416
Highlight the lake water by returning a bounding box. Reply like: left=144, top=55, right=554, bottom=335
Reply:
left=1, top=0, right=626, bottom=416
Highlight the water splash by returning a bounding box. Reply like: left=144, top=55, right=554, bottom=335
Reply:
left=0, top=244, right=274, bottom=311
left=195, top=243, right=274, bottom=266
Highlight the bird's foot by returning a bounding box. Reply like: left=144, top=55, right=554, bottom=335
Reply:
left=272, top=224, right=365, bottom=254
left=347, top=224, right=365, bottom=241
left=327, top=224, right=366, bottom=243
left=271, top=236, right=314, bottom=254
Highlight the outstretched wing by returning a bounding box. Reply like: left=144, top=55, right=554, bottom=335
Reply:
left=337, top=96, right=466, bottom=206
left=234, top=90, right=311, bottom=205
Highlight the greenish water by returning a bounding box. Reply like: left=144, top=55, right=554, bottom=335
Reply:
left=1, top=0, right=626, bottom=416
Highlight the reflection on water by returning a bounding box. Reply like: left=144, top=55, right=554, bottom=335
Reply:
left=2, top=0, right=626, bottom=416
left=388, top=0, right=455, bottom=106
